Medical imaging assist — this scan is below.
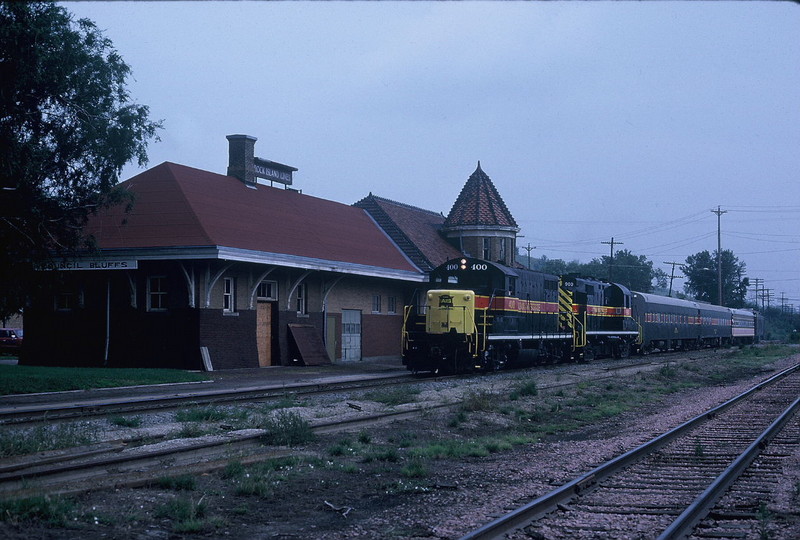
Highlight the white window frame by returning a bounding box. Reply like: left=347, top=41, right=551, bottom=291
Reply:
left=296, top=282, right=307, bottom=315
left=223, top=277, right=236, bottom=313
left=372, top=294, right=382, bottom=314
left=387, top=296, right=397, bottom=314
left=147, top=276, right=167, bottom=312
left=257, top=280, right=278, bottom=301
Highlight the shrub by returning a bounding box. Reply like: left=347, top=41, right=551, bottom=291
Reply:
left=261, top=410, right=314, bottom=446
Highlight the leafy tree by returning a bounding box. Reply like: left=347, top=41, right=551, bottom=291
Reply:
left=518, top=250, right=662, bottom=293
left=682, top=249, right=748, bottom=307
left=0, top=1, right=161, bottom=319
left=584, top=249, right=658, bottom=293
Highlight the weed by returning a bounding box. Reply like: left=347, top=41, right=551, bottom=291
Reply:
left=461, top=389, right=496, bottom=411
left=329, top=439, right=358, bottom=457
left=659, top=364, right=677, bottom=378
left=261, top=410, right=314, bottom=446
left=357, top=429, right=372, bottom=444
left=510, top=378, right=538, bottom=400
left=153, top=474, right=197, bottom=491
left=155, top=495, right=210, bottom=532
left=222, top=460, right=245, bottom=479
left=448, top=410, right=468, bottom=428
left=694, top=438, right=705, bottom=458
left=390, top=431, right=417, bottom=447
left=109, top=415, right=142, bottom=428
left=401, top=459, right=428, bottom=478
left=756, top=501, right=772, bottom=540
left=176, top=423, right=209, bottom=438
left=363, top=447, right=400, bottom=463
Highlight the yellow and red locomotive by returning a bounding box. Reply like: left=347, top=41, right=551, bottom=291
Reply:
left=401, top=257, right=640, bottom=373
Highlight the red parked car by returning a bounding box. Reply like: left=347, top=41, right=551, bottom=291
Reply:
left=0, top=328, right=23, bottom=355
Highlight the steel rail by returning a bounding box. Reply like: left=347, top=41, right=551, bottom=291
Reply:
left=459, top=362, right=800, bottom=540
left=658, top=393, right=800, bottom=540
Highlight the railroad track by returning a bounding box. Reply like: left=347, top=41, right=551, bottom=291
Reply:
left=460, top=362, right=800, bottom=540
left=0, top=401, right=457, bottom=499
left=0, top=353, right=686, bottom=427
left=0, top=372, right=417, bottom=426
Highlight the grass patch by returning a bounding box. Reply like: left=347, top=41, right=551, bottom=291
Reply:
left=0, top=365, right=208, bottom=396
left=221, top=457, right=305, bottom=498
left=362, top=386, right=420, bottom=406
left=0, top=422, right=98, bottom=457
left=0, top=495, right=75, bottom=526
left=176, top=405, right=246, bottom=423
left=109, top=415, right=142, bottom=428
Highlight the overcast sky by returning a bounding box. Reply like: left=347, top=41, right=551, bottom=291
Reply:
left=63, top=1, right=800, bottom=309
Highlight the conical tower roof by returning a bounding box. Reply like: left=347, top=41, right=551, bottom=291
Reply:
left=444, top=162, right=518, bottom=229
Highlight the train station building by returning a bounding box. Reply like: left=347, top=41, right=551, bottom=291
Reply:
left=21, top=135, right=518, bottom=371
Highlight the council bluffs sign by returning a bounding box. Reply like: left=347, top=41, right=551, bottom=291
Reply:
left=34, top=259, right=138, bottom=271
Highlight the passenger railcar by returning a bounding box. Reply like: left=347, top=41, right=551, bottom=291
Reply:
left=402, top=257, right=761, bottom=373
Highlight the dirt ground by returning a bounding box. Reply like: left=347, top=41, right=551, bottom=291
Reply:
left=2, top=351, right=800, bottom=540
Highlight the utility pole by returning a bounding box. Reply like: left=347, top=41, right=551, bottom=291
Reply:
left=663, top=261, right=683, bottom=297
left=523, top=243, right=536, bottom=270
left=711, top=206, right=727, bottom=306
left=751, top=278, right=763, bottom=308
left=602, top=237, right=623, bottom=281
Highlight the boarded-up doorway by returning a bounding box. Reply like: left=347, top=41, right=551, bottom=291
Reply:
left=341, top=309, right=361, bottom=362
left=256, top=301, right=274, bottom=366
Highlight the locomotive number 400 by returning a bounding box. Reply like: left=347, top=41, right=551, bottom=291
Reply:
left=446, top=262, right=488, bottom=271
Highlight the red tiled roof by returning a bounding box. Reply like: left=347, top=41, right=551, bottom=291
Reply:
left=86, top=162, right=419, bottom=273
left=444, top=162, right=517, bottom=229
left=354, top=195, right=462, bottom=271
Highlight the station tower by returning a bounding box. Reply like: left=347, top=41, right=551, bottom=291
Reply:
left=441, top=162, right=519, bottom=267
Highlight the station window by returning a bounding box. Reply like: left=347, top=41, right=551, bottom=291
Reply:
left=482, top=238, right=491, bottom=260
left=55, top=291, right=76, bottom=311
left=388, top=296, right=397, bottom=314
left=257, top=280, right=278, bottom=301
left=372, top=295, right=382, bottom=313
left=147, top=276, right=167, bottom=312
left=296, top=283, right=307, bottom=315
left=223, top=277, right=236, bottom=313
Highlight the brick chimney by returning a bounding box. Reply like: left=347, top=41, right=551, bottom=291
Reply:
left=226, top=134, right=257, bottom=186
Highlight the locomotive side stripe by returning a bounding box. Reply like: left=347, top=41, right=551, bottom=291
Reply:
left=473, top=295, right=632, bottom=317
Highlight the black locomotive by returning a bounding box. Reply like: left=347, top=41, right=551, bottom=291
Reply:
left=401, top=257, right=761, bottom=374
